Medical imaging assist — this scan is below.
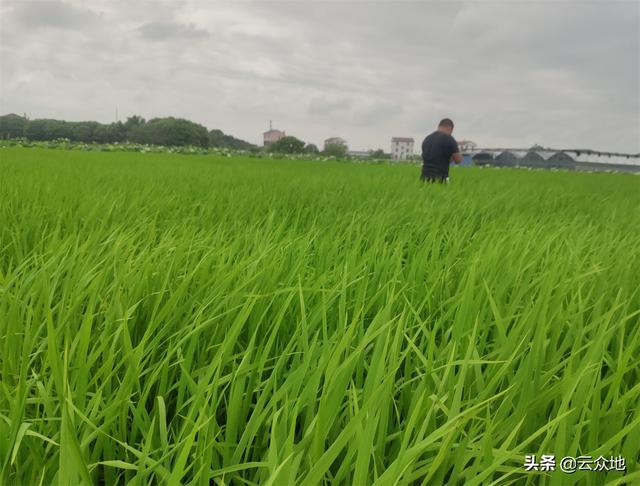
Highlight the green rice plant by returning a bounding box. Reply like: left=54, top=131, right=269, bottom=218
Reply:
left=0, top=147, right=639, bottom=485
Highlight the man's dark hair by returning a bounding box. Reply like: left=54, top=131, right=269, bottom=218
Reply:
left=438, top=118, right=454, bottom=129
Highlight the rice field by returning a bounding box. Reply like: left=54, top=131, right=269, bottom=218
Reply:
left=1, top=147, right=639, bottom=485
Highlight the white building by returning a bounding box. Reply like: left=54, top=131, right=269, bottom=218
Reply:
left=324, top=137, right=347, bottom=150
left=391, top=137, right=414, bottom=160
left=457, top=140, right=477, bottom=152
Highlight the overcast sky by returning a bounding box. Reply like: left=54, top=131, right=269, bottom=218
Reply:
left=1, top=0, right=638, bottom=152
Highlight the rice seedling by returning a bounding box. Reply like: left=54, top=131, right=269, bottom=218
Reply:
left=1, top=147, right=639, bottom=485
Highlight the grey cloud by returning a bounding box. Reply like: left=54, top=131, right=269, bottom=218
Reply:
left=352, top=101, right=403, bottom=127
left=138, top=21, right=209, bottom=41
left=308, top=97, right=352, bottom=116
left=11, top=0, right=100, bottom=30
left=0, top=0, right=638, bottom=152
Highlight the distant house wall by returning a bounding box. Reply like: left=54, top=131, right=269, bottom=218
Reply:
left=263, top=129, right=285, bottom=146
left=324, top=137, right=347, bottom=149
left=458, top=140, right=477, bottom=152
left=391, top=137, right=414, bottom=160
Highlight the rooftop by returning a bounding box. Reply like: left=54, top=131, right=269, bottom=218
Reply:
left=263, top=129, right=285, bottom=136
left=470, top=148, right=640, bottom=166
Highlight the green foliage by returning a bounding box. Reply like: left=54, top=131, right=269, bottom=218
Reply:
left=369, top=148, right=390, bottom=159
left=304, top=143, right=319, bottom=154
left=123, top=115, right=146, bottom=132
left=209, top=129, right=257, bottom=150
left=21, top=118, right=121, bottom=143
left=0, top=113, right=254, bottom=149
left=1, top=147, right=640, bottom=485
left=268, top=135, right=306, bottom=154
left=0, top=113, right=28, bottom=138
left=128, top=117, right=209, bottom=147
left=0, top=138, right=324, bottom=159
left=93, top=122, right=127, bottom=143
left=24, top=119, right=73, bottom=140
left=70, top=121, right=101, bottom=142
left=323, top=142, right=348, bottom=158
left=21, top=119, right=47, bottom=140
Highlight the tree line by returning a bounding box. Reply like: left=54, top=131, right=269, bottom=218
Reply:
left=1, top=113, right=392, bottom=158
left=266, top=136, right=390, bottom=159
left=0, top=113, right=256, bottom=150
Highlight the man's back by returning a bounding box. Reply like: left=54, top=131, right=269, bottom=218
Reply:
left=421, top=131, right=459, bottom=179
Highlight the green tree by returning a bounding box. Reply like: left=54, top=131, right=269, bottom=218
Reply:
left=94, top=122, right=126, bottom=143
left=24, top=119, right=74, bottom=140
left=368, top=149, right=390, bottom=159
left=129, top=117, right=209, bottom=147
left=209, top=129, right=257, bottom=150
left=11, top=113, right=254, bottom=148
left=124, top=115, right=146, bottom=133
left=0, top=113, right=28, bottom=138
left=24, top=119, right=47, bottom=140
left=70, top=121, right=100, bottom=142
left=323, top=143, right=347, bottom=158
left=304, top=143, right=319, bottom=154
left=24, top=119, right=73, bottom=140
left=269, top=136, right=306, bottom=154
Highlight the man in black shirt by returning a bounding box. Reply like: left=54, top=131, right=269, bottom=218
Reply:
left=421, top=118, right=462, bottom=183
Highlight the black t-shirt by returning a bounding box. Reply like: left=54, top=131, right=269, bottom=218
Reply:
left=421, top=131, right=459, bottom=178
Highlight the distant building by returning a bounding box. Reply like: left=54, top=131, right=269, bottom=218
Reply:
left=391, top=137, right=414, bottom=160
left=324, top=137, right=347, bottom=150
left=263, top=129, right=285, bottom=147
left=521, top=151, right=547, bottom=168
left=494, top=151, right=518, bottom=167
left=468, top=148, right=640, bottom=174
left=263, top=121, right=285, bottom=147
left=457, top=140, right=477, bottom=152
left=471, top=152, right=494, bottom=166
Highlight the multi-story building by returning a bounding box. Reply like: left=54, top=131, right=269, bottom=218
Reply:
left=391, top=137, right=414, bottom=160
left=324, top=137, right=348, bottom=150
left=263, top=121, right=285, bottom=147
left=457, top=140, right=477, bottom=152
